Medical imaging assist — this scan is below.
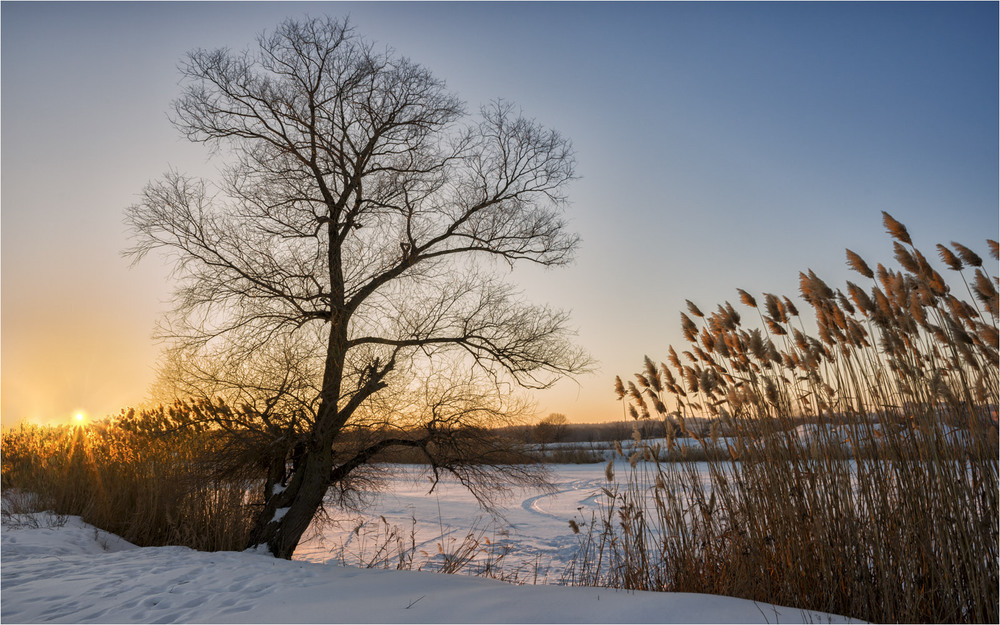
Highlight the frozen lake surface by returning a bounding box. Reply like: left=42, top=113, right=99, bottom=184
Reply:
left=294, top=463, right=682, bottom=580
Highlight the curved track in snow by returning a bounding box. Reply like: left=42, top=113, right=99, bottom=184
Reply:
left=520, top=478, right=605, bottom=522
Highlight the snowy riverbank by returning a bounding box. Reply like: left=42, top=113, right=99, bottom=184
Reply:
left=1, top=512, right=857, bottom=623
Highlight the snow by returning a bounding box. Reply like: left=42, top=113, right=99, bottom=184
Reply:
left=294, top=464, right=612, bottom=576
left=294, top=463, right=728, bottom=577
left=1, top=466, right=859, bottom=623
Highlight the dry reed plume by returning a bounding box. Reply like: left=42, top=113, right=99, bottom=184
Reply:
left=576, top=214, right=998, bottom=623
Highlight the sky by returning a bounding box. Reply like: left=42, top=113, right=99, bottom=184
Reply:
left=2, top=1, right=997, bottom=428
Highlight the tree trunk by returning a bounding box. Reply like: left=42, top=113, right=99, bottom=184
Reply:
left=246, top=288, right=349, bottom=558
left=245, top=444, right=332, bottom=558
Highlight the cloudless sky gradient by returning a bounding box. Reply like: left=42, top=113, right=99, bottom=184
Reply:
left=2, top=1, right=997, bottom=428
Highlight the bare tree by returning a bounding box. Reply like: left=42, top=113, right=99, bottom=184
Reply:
left=125, top=17, right=589, bottom=558
left=534, top=413, right=569, bottom=449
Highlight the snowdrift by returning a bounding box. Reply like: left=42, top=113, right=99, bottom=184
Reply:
left=1, top=514, right=857, bottom=623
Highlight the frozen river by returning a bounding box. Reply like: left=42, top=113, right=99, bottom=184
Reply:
left=293, top=464, right=628, bottom=582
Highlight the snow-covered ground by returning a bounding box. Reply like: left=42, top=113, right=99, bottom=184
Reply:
left=294, top=462, right=731, bottom=579
left=294, top=464, right=615, bottom=579
left=2, top=465, right=857, bottom=623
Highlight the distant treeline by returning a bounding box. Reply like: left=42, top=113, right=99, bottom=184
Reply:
left=499, top=419, right=695, bottom=444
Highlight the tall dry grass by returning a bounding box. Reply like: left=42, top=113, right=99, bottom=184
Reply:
left=1, top=405, right=255, bottom=551
left=571, top=213, right=998, bottom=623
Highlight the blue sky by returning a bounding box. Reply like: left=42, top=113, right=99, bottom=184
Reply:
left=2, top=1, right=997, bottom=427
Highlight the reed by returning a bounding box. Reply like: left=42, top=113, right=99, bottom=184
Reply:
left=1, top=408, right=256, bottom=551
left=574, top=214, right=998, bottom=623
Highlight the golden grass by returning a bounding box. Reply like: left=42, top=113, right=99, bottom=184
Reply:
left=1, top=411, right=255, bottom=551
left=580, top=214, right=998, bottom=623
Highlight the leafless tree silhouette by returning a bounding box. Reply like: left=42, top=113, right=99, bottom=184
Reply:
left=534, top=413, right=569, bottom=449
left=126, top=17, right=588, bottom=558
